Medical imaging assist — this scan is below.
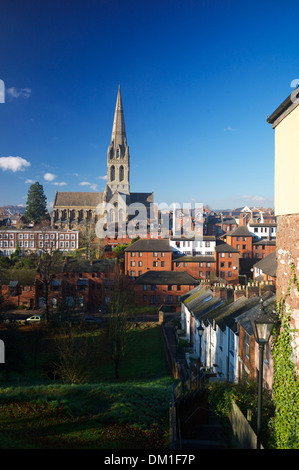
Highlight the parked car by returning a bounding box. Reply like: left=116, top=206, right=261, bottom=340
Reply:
left=82, top=315, right=102, bottom=324
left=26, top=315, right=43, bottom=323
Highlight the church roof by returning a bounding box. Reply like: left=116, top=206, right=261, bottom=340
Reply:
left=54, top=192, right=103, bottom=208
left=128, top=192, right=154, bottom=205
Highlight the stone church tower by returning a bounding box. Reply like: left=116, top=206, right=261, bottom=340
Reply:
left=51, top=86, right=153, bottom=232
left=106, top=86, right=130, bottom=197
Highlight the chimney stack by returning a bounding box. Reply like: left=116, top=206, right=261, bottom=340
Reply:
left=259, top=280, right=276, bottom=296
left=246, top=281, right=260, bottom=298
left=213, top=283, right=227, bottom=300
left=234, top=285, right=246, bottom=301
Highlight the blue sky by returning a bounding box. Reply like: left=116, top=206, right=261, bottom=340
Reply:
left=0, top=0, right=298, bottom=211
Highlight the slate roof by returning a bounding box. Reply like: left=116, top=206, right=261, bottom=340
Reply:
left=173, top=255, right=216, bottom=263
left=63, top=258, right=116, bottom=274
left=54, top=192, right=104, bottom=207
left=249, top=222, right=277, bottom=227
left=267, top=88, right=299, bottom=125
left=203, top=294, right=260, bottom=332
left=0, top=269, right=36, bottom=285
left=223, top=226, right=254, bottom=238
left=128, top=193, right=154, bottom=205
left=253, top=251, right=277, bottom=277
left=182, top=286, right=212, bottom=308
left=124, top=238, right=172, bottom=252
left=171, top=236, right=216, bottom=242
left=135, top=270, right=199, bottom=285
left=253, top=240, right=276, bottom=246
left=215, top=240, right=239, bottom=253
left=185, top=288, right=276, bottom=334
left=184, top=288, right=225, bottom=319
left=235, top=292, right=277, bottom=336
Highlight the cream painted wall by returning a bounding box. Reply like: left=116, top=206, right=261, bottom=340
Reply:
left=274, top=104, right=299, bottom=216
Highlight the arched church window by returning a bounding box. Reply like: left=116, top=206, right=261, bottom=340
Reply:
left=116, top=149, right=120, bottom=158
left=119, top=165, right=124, bottom=181
left=110, top=165, right=115, bottom=181
left=109, top=209, right=114, bottom=222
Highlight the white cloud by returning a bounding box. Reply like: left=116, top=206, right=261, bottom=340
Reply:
left=242, top=195, right=267, bottom=203
left=224, top=126, right=237, bottom=132
left=0, top=156, right=31, bottom=172
left=54, top=182, right=67, bottom=186
left=44, top=172, right=56, bottom=181
left=25, top=178, right=35, bottom=183
left=79, top=181, right=98, bottom=191
left=6, top=87, right=31, bottom=99
left=97, top=175, right=107, bottom=180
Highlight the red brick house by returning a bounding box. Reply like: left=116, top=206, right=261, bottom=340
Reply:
left=124, top=239, right=172, bottom=278
left=0, top=269, right=36, bottom=310
left=134, top=270, right=199, bottom=310
left=35, top=258, right=116, bottom=311
left=172, top=255, right=217, bottom=280
left=0, top=258, right=116, bottom=312
left=252, top=240, right=276, bottom=260
left=214, top=240, right=240, bottom=284
left=222, top=226, right=254, bottom=259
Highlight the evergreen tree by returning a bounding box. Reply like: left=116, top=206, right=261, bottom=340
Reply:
left=24, top=182, right=48, bottom=224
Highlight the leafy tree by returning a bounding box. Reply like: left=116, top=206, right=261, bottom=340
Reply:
left=24, top=182, right=48, bottom=225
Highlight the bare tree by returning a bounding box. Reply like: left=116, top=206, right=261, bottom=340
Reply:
left=36, top=245, right=63, bottom=322
left=79, top=222, right=96, bottom=260
left=51, top=323, right=98, bottom=384
left=108, top=266, right=135, bottom=379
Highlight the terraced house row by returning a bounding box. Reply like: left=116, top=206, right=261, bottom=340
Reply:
left=180, top=280, right=276, bottom=389
left=0, top=258, right=116, bottom=311
left=0, top=228, right=79, bottom=256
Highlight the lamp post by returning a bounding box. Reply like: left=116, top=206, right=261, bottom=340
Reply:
left=197, top=324, right=204, bottom=368
left=250, top=299, right=277, bottom=449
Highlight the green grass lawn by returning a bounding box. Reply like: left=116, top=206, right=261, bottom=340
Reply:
left=0, top=322, right=173, bottom=449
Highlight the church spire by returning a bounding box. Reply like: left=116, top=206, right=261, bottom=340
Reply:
left=111, top=85, right=127, bottom=148
left=106, top=86, right=130, bottom=196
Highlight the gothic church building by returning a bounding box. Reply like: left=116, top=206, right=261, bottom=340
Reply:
left=51, top=87, right=154, bottom=233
